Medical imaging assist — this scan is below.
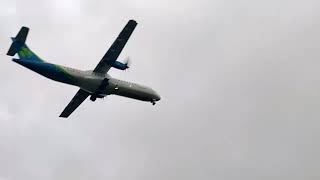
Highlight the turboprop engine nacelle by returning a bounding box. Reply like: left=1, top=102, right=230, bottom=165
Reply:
left=112, top=60, right=129, bottom=70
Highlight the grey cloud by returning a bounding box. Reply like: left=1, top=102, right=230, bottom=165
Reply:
left=1, top=0, right=320, bottom=179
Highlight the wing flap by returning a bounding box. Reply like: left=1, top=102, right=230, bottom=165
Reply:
left=59, top=89, right=90, bottom=118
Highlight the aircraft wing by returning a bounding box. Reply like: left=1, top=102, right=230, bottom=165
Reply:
left=93, top=20, right=137, bottom=75
left=59, top=89, right=90, bottom=118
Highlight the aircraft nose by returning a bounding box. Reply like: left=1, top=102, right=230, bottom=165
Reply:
left=154, top=92, right=161, bottom=101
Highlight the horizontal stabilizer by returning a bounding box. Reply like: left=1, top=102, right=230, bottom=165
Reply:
left=7, top=44, right=17, bottom=56
left=7, top=26, right=29, bottom=56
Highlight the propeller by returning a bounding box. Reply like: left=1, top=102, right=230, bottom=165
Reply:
left=124, top=56, right=132, bottom=70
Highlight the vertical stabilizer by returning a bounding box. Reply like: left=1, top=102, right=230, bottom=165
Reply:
left=7, top=27, right=43, bottom=62
left=7, top=27, right=29, bottom=56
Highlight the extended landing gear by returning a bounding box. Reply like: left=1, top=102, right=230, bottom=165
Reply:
left=90, top=78, right=109, bottom=102
left=151, top=101, right=156, bottom=106
left=90, top=96, right=97, bottom=102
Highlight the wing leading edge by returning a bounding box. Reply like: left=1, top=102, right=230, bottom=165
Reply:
left=59, top=89, right=90, bottom=118
left=93, top=20, right=137, bottom=75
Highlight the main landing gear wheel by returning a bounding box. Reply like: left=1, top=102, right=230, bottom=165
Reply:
left=151, top=101, right=156, bottom=105
left=90, top=96, right=97, bottom=102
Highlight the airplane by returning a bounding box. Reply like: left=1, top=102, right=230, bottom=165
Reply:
left=7, top=20, right=161, bottom=118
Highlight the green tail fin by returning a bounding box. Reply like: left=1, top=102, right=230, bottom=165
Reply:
left=7, top=26, right=43, bottom=62
left=17, top=45, right=43, bottom=62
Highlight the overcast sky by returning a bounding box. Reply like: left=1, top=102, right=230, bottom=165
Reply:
left=1, top=0, right=320, bottom=179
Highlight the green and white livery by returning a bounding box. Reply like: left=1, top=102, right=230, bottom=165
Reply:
left=7, top=20, right=161, bottom=118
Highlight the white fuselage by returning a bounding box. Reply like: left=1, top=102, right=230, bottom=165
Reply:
left=13, top=59, right=160, bottom=103
left=53, top=65, right=161, bottom=102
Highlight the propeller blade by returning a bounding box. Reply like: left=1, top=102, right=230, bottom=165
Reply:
left=125, top=56, right=131, bottom=69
